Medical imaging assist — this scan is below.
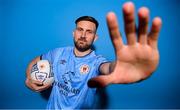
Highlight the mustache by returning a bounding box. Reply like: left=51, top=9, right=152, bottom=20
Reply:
left=78, top=37, right=87, bottom=42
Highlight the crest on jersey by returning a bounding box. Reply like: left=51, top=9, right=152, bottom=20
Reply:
left=79, top=64, right=90, bottom=74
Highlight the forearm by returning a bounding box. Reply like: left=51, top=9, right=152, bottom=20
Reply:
left=109, top=61, right=116, bottom=73
left=100, top=61, right=116, bottom=75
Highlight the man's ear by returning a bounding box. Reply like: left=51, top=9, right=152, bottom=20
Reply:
left=93, top=34, right=98, bottom=42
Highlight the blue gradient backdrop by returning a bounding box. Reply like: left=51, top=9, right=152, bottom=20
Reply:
left=0, top=0, right=180, bottom=109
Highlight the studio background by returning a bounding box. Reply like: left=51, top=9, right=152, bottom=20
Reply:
left=0, top=0, right=180, bottom=109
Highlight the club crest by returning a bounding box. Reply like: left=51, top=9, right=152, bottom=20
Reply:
left=79, top=64, right=90, bottom=74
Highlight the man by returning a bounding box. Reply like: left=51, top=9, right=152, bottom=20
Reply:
left=25, top=2, right=162, bottom=109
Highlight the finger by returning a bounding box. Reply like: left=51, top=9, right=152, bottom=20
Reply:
left=30, top=83, right=41, bottom=91
left=107, top=12, right=123, bottom=52
left=123, top=2, right=136, bottom=45
left=36, top=84, right=52, bottom=92
left=148, top=17, right=162, bottom=49
left=31, top=79, right=43, bottom=86
left=32, top=83, right=51, bottom=92
left=88, top=75, right=113, bottom=88
left=138, top=7, right=149, bottom=44
left=25, top=79, right=34, bottom=89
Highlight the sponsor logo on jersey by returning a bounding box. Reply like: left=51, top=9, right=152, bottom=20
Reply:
left=79, top=64, right=90, bottom=74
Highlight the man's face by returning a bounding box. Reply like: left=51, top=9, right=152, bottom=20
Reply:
left=73, top=21, right=97, bottom=52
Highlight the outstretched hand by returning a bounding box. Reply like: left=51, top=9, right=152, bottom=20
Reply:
left=88, top=2, right=162, bottom=88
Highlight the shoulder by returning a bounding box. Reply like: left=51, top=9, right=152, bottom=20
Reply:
left=93, top=52, right=106, bottom=60
left=51, top=46, right=73, bottom=53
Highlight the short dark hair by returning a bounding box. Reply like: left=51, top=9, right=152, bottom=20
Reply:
left=75, top=16, right=99, bottom=29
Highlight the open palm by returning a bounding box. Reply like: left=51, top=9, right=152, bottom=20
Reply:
left=88, top=2, right=162, bottom=87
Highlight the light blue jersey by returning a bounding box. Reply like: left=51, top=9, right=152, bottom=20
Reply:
left=41, top=46, right=108, bottom=109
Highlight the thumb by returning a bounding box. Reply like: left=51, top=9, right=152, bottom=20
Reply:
left=88, top=75, right=113, bottom=88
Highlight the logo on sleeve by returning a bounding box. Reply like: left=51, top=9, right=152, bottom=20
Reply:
left=60, top=59, right=67, bottom=65
left=79, top=64, right=90, bottom=74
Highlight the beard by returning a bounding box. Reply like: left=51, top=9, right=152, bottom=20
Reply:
left=74, top=37, right=93, bottom=52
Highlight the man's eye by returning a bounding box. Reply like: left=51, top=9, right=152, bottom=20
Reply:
left=87, top=31, right=93, bottom=34
left=77, top=28, right=83, bottom=31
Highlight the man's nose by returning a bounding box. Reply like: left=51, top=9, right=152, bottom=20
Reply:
left=81, top=31, right=86, bottom=38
